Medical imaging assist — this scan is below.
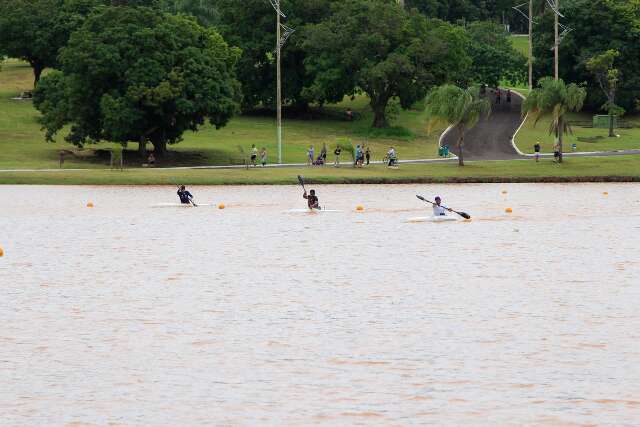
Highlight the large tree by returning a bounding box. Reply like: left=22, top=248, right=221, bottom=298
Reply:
left=303, top=0, right=471, bottom=127
left=0, top=0, right=99, bottom=86
left=466, top=21, right=526, bottom=87
left=33, top=6, right=241, bottom=157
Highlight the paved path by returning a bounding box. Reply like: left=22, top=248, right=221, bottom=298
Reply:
left=441, top=89, right=523, bottom=160
left=440, top=89, right=640, bottom=161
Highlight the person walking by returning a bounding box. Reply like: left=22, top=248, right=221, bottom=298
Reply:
left=506, top=89, right=512, bottom=109
left=495, top=88, right=501, bottom=105
left=365, top=146, right=371, bottom=165
left=354, top=145, right=361, bottom=167
left=534, top=141, right=541, bottom=162
left=334, top=146, right=341, bottom=167
left=307, top=145, right=315, bottom=166
left=260, top=147, right=267, bottom=166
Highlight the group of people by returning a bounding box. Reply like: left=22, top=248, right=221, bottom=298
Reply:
left=178, top=184, right=450, bottom=218
left=533, top=139, right=564, bottom=163
left=250, top=145, right=268, bottom=167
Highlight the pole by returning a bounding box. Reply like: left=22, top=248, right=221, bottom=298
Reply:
left=554, top=0, right=559, bottom=80
left=276, top=3, right=282, bottom=164
left=528, top=0, right=533, bottom=90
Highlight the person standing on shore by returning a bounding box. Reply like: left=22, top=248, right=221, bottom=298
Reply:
left=534, top=142, right=541, bottom=162
left=365, top=146, right=371, bottom=165
left=250, top=144, right=258, bottom=166
left=260, top=147, right=267, bottom=167
left=307, top=145, right=315, bottom=166
left=553, top=139, right=560, bottom=163
left=334, top=146, right=341, bottom=167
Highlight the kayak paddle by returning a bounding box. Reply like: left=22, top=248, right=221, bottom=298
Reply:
left=297, top=175, right=306, bottom=191
left=416, top=195, right=470, bottom=219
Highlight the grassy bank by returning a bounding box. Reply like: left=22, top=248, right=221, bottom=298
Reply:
left=514, top=112, right=640, bottom=154
left=0, top=59, right=442, bottom=170
left=1, top=156, right=638, bottom=185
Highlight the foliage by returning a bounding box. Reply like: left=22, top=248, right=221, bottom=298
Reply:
left=521, top=77, right=587, bottom=162
left=586, top=49, right=623, bottom=136
left=532, top=0, right=640, bottom=112
left=425, top=84, right=491, bottom=166
left=466, top=21, right=526, bottom=87
left=33, top=6, right=241, bottom=156
left=215, top=0, right=337, bottom=111
left=159, top=0, right=219, bottom=27
left=0, top=0, right=99, bottom=86
left=304, top=0, right=471, bottom=128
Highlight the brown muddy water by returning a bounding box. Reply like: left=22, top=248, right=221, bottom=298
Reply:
left=1, top=184, right=639, bottom=426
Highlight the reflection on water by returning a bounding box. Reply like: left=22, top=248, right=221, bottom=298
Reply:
left=1, top=183, right=639, bottom=426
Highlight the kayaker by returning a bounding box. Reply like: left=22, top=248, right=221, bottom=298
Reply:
left=177, top=185, right=194, bottom=205
left=303, top=189, right=320, bottom=210
left=433, top=196, right=447, bottom=216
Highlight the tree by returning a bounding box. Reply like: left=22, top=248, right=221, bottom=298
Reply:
left=466, top=21, right=526, bottom=87
left=532, top=0, right=640, bottom=112
left=215, top=0, right=337, bottom=112
left=160, top=0, right=219, bottom=27
left=303, top=0, right=471, bottom=127
left=33, top=6, right=241, bottom=157
left=586, top=50, right=622, bottom=137
left=0, top=0, right=99, bottom=86
left=425, top=84, right=491, bottom=166
left=522, top=77, right=586, bottom=163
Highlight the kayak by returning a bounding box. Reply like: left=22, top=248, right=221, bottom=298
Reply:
left=285, top=208, right=341, bottom=213
left=406, top=216, right=458, bottom=223
left=151, top=203, right=211, bottom=208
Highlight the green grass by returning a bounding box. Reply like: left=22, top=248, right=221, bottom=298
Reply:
left=0, top=59, right=443, bottom=170
left=1, top=156, right=638, bottom=185
left=510, top=34, right=529, bottom=57
left=515, top=112, right=640, bottom=154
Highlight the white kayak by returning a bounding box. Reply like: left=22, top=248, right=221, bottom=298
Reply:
left=285, top=208, right=341, bottom=213
left=151, top=203, right=212, bottom=208
left=406, top=215, right=458, bottom=223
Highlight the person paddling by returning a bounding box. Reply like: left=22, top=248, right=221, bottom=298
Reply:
left=177, top=185, right=195, bottom=205
left=432, top=196, right=447, bottom=216
left=303, top=189, right=320, bottom=210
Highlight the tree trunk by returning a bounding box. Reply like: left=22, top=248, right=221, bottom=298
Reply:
left=558, top=116, right=563, bottom=163
left=152, top=140, right=167, bottom=157
left=32, top=62, right=44, bottom=88
left=138, top=138, right=147, bottom=160
left=457, top=127, right=465, bottom=167
left=371, top=103, right=388, bottom=128
left=608, top=92, right=615, bottom=137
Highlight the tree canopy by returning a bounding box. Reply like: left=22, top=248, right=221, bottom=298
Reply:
left=303, top=0, right=471, bottom=127
left=0, top=0, right=99, bottom=86
left=33, top=6, right=241, bottom=156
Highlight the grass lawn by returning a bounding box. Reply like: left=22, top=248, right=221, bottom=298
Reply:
left=509, top=34, right=529, bottom=57
left=0, top=155, right=638, bottom=185
left=514, top=112, right=640, bottom=154
left=0, top=59, right=443, bottom=170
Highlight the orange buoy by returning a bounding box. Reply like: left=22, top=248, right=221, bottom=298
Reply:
left=87, top=202, right=94, bottom=208
left=0, top=246, right=4, bottom=257
left=356, top=205, right=364, bottom=211
left=505, top=207, right=513, bottom=213
left=218, top=203, right=226, bottom=209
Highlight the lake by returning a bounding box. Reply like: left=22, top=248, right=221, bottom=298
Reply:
left=1, top=184, right=639, bottom=426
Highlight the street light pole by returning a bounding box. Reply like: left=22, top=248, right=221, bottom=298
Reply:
left=554, top=0, right=559, bottom=80
left=529, top=0, right=533, bottom=90
left=276, top=3, right=282, bottom=163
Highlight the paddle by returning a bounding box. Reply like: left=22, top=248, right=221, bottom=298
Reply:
left=416, top=195, right=470, bottom=219
left=297, top=174, right=306, bottom=191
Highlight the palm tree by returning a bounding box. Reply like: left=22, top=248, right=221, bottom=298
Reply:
left=522, top=77, right=586, bottom=163
left=425, top=85, right=491, bottom=166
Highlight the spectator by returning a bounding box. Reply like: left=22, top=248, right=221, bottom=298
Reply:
left=147, top=152, right=156, bottom=167
left=365, top=146, right=371, bottom=165
left=334, top=146, right=341, bottom=167
left=534, top=142, right=541, bottom=162
left=250, top=144, right=258, bottom=166
left=307, top=145, right=315, bottom=166
left=260, top=147, right=267, bottom=166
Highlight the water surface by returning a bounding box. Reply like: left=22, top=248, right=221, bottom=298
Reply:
left=1, top=184, right=639, bottom=426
